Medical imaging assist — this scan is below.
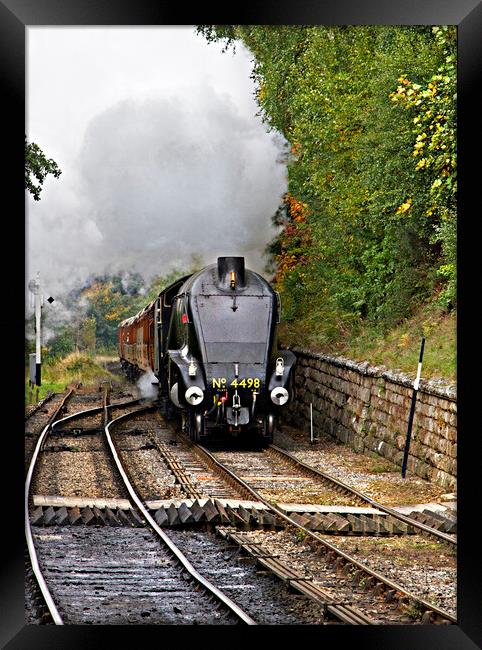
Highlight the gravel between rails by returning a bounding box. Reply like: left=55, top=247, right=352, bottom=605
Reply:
left=236, top=528, right=456, bottom=623
left=112, top=411, right=237, bottom=501
left=324, top=534, right=456, bottom=616
left=112, top=413, right=185, bottom=501
left=30, top=388, right=137, bottom=500
left=274, top=424, right=451, bottom=506
left=212, top=448, right=359, bottom=506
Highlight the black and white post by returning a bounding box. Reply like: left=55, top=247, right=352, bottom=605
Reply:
left=28, top=273, right=42, bottom=386
left=401, top=337, right=426, bottom=478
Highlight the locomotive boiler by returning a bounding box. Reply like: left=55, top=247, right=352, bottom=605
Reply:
left=118, top=257, right=296, bottom=444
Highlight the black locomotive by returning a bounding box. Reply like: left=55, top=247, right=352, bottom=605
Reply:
left=118, top=257, right=296, bottom=443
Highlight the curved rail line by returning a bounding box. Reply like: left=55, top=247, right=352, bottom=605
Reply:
left=103, top=406, right=257, bottom=625
left=25, top=391, right=145, bottom=625
left=268, top=444, right=456, bottom=547
left=25, top=389, right=75, bottom=624
left=193, top=442, right=456, bottom=625
left=50, top=397, right=142, bottom=431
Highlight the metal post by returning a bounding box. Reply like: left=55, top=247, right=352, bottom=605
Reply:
left=310, top=402, right=314, bottom=444
left=401, top=337, right=426, bottom=478
left=28, top=273, right=42, bottom=386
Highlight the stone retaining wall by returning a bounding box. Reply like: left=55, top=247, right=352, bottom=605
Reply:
left=284, top=347, right=457, bottom=490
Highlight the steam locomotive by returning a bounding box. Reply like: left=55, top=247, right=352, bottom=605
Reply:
left=118, top=257, right=296, bottom=444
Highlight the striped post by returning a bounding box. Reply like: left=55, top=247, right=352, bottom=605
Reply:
left=401, top=337, right=425, bottom=478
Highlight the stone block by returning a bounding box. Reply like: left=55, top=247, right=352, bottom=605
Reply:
left=428, top=467, right=456, bottom=490
left=385, top=390, right=406, bottom=407
left=447, top=442, right=457, bottom=459
left=370, top=395, right=390, bottom=413
left=372, top=409, right=389, bottom=426
left=353, top=435, right=365, bottom=453
left=344, top=369, right=362, bottom=385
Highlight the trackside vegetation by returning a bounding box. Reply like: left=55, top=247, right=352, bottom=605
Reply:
left=25, top=352, right=117, bottom=404
left=197, top=26, right=456, bottom=379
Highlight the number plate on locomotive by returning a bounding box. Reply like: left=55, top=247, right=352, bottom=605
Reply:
left=211, top=378, right=261, bottom=389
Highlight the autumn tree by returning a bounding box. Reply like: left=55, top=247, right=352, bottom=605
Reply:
left=198, top=25, right=456, bottom=346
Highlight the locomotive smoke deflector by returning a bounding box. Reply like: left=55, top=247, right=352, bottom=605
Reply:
left=217, top=256, right=246, bottom=290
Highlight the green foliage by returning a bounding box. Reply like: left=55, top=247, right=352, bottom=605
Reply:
left=33, top=267, right=194, bottom=358
left=25, top=137, right=62, bottom=200
left=79, top=316, right=96, bottom=354
left=390, top=26, right=456, bottom=308
left=46, top=325, right=76, bottom=359
left=198, top=25, right=457, bottom=348
left=43, top=352, right=115, bottom=385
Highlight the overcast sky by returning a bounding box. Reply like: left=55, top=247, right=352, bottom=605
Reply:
left=26, top=27, right=288, bottom=305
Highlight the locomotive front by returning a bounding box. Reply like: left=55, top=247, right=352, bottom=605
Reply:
left=166, top=257, right=295, bottom=443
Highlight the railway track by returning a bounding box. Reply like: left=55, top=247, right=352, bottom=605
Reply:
left=25, top=390, right=75, bottom=476
left=104, top=400, right=257, bottom=624
left=267, top=445, right=456, bottom=546
left=192, top=442, right=456, bottom=625
left=103, top=404, right=376, bottom=624
left=25, top=388, right=77, bottom=623
left=25, top=390, right=55, bottom=421
left=98, top=408, right=455, bottom=623
left=26, top=389, right=257, bottom=625
left=26, top=389, right=456, bottom=625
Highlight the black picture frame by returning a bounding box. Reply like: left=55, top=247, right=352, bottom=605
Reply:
left=2, top=1, right=480, bottom=647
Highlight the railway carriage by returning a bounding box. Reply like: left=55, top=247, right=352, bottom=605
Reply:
left=118, top=257, right=295, bottom=444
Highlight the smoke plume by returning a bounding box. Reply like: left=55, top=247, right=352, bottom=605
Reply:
left=27, top=85, right=288, bottom=304
left=136, top=370, right=159, bottom=400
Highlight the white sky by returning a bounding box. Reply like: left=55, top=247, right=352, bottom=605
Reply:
left=26, top=27, right=287, bottom=303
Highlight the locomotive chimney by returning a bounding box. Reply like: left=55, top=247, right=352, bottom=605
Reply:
left=217, top=257, right=246, bottom=289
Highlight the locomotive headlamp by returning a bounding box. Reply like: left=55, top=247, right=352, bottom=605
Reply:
left=230, top=271, right=236, bottom=289
left=188, top=361, right=197, bottom=377
left=270, top=387, right=289, bottom=406
left=275, top=357, right=284, bottom=376
left=185, top=386, right=204, bottom=406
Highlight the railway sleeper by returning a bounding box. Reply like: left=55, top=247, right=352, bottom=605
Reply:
left=28, top=501, right=427, bottom=537
left=419, top=510, right=457, bottom=533
left=50, top=427, right=103, bottom=437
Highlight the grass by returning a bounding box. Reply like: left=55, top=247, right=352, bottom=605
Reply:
left=365, top=456, right=399, bottom=474
left=25, top=352, right=117, bottom=406
left=25, top=380, right=66, bottom=405
left=280, top=299, right=456, bottom=381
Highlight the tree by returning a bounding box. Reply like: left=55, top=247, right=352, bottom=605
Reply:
left=25, top=136, right=62, bottom=200
left=79, top=316, right=97, bottom=354
left=390, top=26, right=456, bottom=308
left=198, top=26, right=456, bottom=346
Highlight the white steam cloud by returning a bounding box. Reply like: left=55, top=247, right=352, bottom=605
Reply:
left=27, top=85, right=288, bottom=301
left=136, top=370, right=159, bottom=400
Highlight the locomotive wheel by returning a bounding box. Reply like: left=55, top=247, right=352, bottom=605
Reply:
left=187, top=412, right=204, bottom=442
left=160, top=394, right=176, bottom=421
left=194, top=413, right=205, bottom=442
left=260, top=414, right=275, bottom=446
